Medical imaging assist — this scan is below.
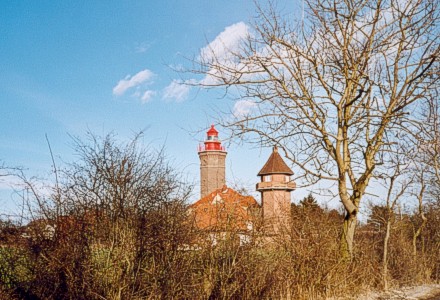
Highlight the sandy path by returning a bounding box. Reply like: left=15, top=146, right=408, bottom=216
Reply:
left=355, top=284, right=440, bottom=300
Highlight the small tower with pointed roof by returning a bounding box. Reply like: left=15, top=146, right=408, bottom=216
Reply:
left=198, top=125, right=227, bottom=198
left=257, top=146, right=296, bottom=234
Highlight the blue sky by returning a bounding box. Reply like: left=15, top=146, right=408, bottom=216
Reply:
left=1, top=1, right=311, bottom=215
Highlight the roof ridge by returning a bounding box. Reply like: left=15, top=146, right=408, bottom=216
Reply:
left=192, top=185, right=258, bottom=207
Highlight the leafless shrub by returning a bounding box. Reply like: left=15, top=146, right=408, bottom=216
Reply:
left=1, top=128, right=440, bottom=299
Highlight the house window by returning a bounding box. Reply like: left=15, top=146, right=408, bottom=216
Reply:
left=239, top=234, right=251, bottom=246
left=246, top=221, right=253, bottom=231
left=209, top=233, right=218, bottom=246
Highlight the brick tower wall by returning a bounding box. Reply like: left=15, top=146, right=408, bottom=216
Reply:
left=199, top=151, right=226, bottom=198
left=262, top=190, right=291, bottom=234
left=259, top=174, right=293, bottom=234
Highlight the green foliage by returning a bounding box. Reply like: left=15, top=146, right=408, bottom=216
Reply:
left=299, top=193, right=319, bottom=210
left=0, top=247, right=34, bottom=290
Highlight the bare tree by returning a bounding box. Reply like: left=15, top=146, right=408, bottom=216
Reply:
left=409, top=160, right=429, bottom=259
left=9, top=132, right=194, bottom=299
left=190, top=0, right=440, bottom=258
left=423, top=84, right=440, bottom=201
left=369, top=147, right=412, bottom=290
left=403, top=84, right=440, bottom=262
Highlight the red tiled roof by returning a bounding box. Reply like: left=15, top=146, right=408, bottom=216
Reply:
left=258, top=146, right=293, bottom=176
left=190, top=185, right=259, bottom=231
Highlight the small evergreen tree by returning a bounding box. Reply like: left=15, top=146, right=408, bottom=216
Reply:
left=299, top=193, right=319, bottom=210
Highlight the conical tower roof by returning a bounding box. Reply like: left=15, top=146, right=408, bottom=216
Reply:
left=258, top=146, right=293, bottom=176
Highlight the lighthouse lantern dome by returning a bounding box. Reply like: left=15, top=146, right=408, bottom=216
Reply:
left=199, top=124, right=226, bottom=152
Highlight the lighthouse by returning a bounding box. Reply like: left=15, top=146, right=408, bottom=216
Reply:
left=198, top=125, right=227, bottom=198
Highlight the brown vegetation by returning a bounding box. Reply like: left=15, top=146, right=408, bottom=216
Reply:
left=1, top=156, right=439, bottom=300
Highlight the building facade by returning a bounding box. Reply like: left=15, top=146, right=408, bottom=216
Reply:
left=193, top=126, right=295, bottom=240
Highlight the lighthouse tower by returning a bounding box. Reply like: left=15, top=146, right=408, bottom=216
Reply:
left=198, top=125, right=227, bottom=198
left=256, top=146, right=296, bottom=234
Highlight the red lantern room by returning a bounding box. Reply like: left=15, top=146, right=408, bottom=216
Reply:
left=198, top=125, right=226, bottom=152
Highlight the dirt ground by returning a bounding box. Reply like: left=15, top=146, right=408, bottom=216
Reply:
left=355, top=284, right=440, bottom=300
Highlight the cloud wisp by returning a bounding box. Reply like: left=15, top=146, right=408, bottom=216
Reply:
left=233, top=99, right=257, bottom=118
left=162, top=80, right=191, bottom=102
left=134, top=41, right=152, bottom=53
left=140, top=90, right=156, bottom=103
left=113, top=69, right=155, bottom=96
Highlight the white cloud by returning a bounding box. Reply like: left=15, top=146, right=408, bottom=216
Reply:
left=162, top=80, right=190, bottom=102
left=134, top=42, right=151, bottom=53
left=199, top=22, right=251, bottom=86
left=113, top=69, right=155, bottom=96
left=233, top=100, right=257, bottom=118
left=200, top=22, right=250, bottom=63
left=0, top=175, right=22, bottom=190
left=140, top=90, right=156, bottom=103
left=113, top=22, right=250, bottom=104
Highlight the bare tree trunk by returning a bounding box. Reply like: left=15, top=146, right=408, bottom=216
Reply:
left=341, top=213, right=357, bottom=260
left=413, top=215, right=427, bottom=257
left=383, top=220, right=391, bottom=291
left=413, top=183, right=427, bottom=257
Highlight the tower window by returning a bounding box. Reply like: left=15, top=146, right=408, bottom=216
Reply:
left=264, top=175, right=272, bottom=182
